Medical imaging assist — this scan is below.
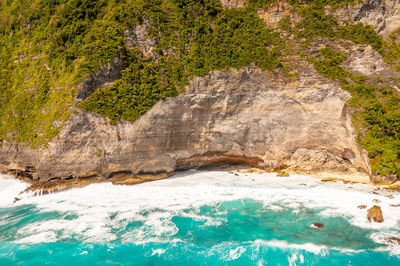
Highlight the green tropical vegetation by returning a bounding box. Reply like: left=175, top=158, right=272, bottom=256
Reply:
left=0, top=0, right=399, bottom=177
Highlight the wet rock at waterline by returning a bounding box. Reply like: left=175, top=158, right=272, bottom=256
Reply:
left=311, top=223, right=324, bottom=228
left=367, top=205, right=384, bottom=223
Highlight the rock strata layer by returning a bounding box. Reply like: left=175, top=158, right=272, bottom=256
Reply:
left=0, top=64, right=371, bottom=182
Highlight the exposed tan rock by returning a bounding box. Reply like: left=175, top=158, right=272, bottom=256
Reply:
left=220, top=0, right=247, bottom=8
left=372, top=174, right=399, bottom=184
left=367, top=205, right=384, bottom=223
left=276, top=170, right=290, bottom=177
left=344, top=45, right=398, bottom=79
left=111, top=172, right=170, bottom=186
left=22, top=178, right=105, bottom=195
left=236, top=168, right=272, bottom=174
left=358, top=205, right=367, bottom=209
left=321, top=177, right=338, bottom=183
left=20, top=172, right=171, bottom=195
left=124, top=19, right=158, bottom=59
left=387, top=182, right=400, bottom=192
left=307, top=170, right=370, bottom=184
left=257, top=0, right=301, bottom=28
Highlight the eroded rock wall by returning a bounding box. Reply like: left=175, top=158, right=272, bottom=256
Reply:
left=0, top=64, right=371, bottom=181
left=330, top=0, right=400, bottom=38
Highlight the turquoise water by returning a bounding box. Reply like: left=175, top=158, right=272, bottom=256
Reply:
left=1, top=171, right=400, bottom=265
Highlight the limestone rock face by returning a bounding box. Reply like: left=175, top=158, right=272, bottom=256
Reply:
left=330, top=0, right=400, bottom=39
left=257, top=0, right=301, bottom=28
left=344, top=45, right=397, bottom=79
left=123, top=20, right=158, bottom=59
left=367, top=205, right=384, bottom=223
left=0, top=64, right=371, bottom=181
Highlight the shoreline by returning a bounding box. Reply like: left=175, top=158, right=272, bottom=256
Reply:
left=5, top=167, right=400, bottom=199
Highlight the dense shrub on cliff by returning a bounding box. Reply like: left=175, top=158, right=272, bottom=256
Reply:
left=81, top=0, right=284, bottom=122
left=346, top=84, right=400, bottom=177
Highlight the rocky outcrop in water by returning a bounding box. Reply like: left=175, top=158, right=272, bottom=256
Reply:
left=367, top=205, right=384, bottom=222
left=311, top=223, right=324, bottom=228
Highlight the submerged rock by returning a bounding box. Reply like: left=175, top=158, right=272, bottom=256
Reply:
left=367, top=205, right=384, bottom=223
left=385, top=237, right=400, bottom=245
left=311, top=223, right=324, bottom=228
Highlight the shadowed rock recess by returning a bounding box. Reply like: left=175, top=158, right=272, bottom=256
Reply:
left=0, top=64, right=370, bottom=182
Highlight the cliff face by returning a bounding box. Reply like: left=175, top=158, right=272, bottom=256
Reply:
left=0, top=64, right=371, bottom=182
left=330, top=0, right=400, bottom=39
left=1, top=0, right=400, bottom=184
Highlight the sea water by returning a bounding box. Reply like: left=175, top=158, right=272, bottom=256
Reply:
left=0, top=170, right=400, bottom=265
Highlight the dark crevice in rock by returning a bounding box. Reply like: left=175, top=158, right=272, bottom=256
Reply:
left=108, top=170, right=133, bottom=179
left=176, top=153, right=264, bottom=171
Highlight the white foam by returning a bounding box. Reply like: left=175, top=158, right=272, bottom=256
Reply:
left=1, top=171, right=400, bottom=247
left=0, top=174, right=29, bottom=206
left=253, top=239, right=329, bottom=254
left=228, top=246, right=246, bottom=260
left=371, top=232, right=400, bottom=256
left=151, top=248, right=166, bottom=256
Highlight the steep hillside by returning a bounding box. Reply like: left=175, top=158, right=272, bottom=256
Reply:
left=0, top=0, right=399, bottom=184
